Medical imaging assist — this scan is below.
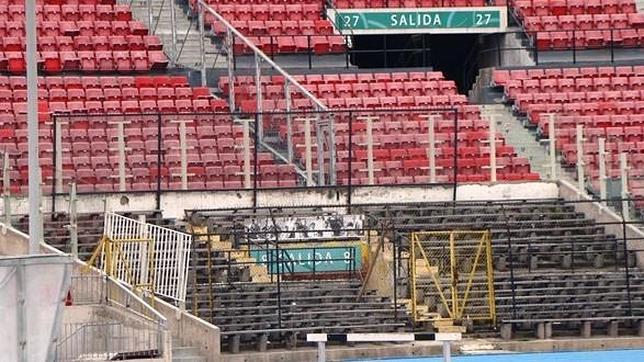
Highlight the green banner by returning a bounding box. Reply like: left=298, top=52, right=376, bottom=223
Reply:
left=250, top=246, right=362, bottom=274
left=330, top=7, right=506, bottom=34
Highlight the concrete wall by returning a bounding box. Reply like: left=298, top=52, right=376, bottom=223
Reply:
left=155, top=299, right=222, bottom=362
left=3, top=182, right=558, bottom=219
left=559, top=180, right=644, bottom=267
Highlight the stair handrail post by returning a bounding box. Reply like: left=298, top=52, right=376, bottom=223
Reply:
left=598, top=137, right=607, bottom=206
left=576, top=124, right=586, bottom=196
left=548, top=113, right=557, bottom=180
left=2, top=151, right=11, bottom=229
left=620, top=152, right=630, bottom=221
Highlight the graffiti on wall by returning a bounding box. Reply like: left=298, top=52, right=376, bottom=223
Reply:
left=244, top=214, right=365, bottom=242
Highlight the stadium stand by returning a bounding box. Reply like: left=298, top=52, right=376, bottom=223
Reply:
left=333, top=0, right=495, bottom=8
left=510, top=0, right=644, bottom=50
left=195, top=0, right=345, bottom=55
left=0, top=2, right=167, bottom=73
left=221, top=71, right=540, bottom=183
left=492, top=65, right=644, bottom=208
left=359, top=199, right=643, bottom=338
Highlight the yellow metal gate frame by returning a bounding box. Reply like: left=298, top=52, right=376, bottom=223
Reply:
left=410, top=230, right=495, bottom=324
left=85, top=235, right=157, bottom=300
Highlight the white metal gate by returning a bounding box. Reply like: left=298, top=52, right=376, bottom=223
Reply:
left=103, top=212, right=192, bottom=304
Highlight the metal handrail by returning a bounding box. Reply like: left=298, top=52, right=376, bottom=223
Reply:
left=197, top=0, right=328, bottom=112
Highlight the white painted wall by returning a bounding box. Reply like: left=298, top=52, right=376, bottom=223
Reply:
left=2, top=182, right=558, bottom=220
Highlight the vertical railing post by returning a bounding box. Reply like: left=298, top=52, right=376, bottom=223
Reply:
left=68, top=182, right=78, bottom=258
left=226, top=29, right=236, bottom=113
left=284, top=82, right=293, bottom=162
left=347, top=111, right=353, bottom=211
left=489, top=113, right=497, bottom=182
left=253, top=114, right=259, bottom=209
left=356, top=116, right=377, bottom=185
left=169, top=0, right=177, bottom=67
left=55, top=120, right=63, bottom=194
left=620, top=152, right=629, bottom=221
left=598, top=137, right=607, bottom=205
left=576, top=124, right=586, bottom=195
left=147, top=0, right=153, bottom=32
left=116, top=122, right=127, bottom=192
left=548, top=113, right=557, bottom=180
left=2, top=151, right=11, bottom=228
left=327, top=113, right=337, bottom=185
left=302, top=117, right=314, bottom=186
left=254, top=55, right=263, bottom=141
left=178, top=121, right=188, bottom=190
left=156, top=114, right=162, bottom=210
left=242, top=118, right=251, bottom=189
left=198, top=3, right=207, bottom=87
left=315, top=112, right=325, bottom=186
left=421, top=114, right=438, bottom=183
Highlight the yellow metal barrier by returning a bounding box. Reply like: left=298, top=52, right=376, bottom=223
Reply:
left=409, top=231, right=495, bottom=326
left=86, top=235, right=156, bottom=302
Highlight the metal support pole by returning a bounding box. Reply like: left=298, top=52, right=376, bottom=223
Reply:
left=576, top=125, right=586, bottom=195
left=242, top=118, right=251, bottom=188
left=169, top=0, right=177, bottom=67
left=327, top=114, right=337, bottom=185
left=2, top=151, right=11, bottom=228
left=68, top=182, right=78, bottom=258
left=26, top=0, right=41, bottom=253
left=254, top=55, right=264, bottom=141
left=179, top=121, right=188, bottom=190
left=598, top=137, right=607, bottom=205
left=284, top=82, right=293, bottom=162
left=366, top=117, right=374, bottom=185
left=16, top=261, right=28, bottom=361
left=489, top=114, right=497, bottom=182
left=317, top=341, right=326, bottom=362
left=55, top=121, right=63, bottom=193
left=315, top=113, right=325, bottom=186
left=442, top=341, right=452, bottom=362
left=548, top=113, right=557, bottom=180
left=428, top=115, right=437, bottom=183
left=147, top=0, right=153, bottom=32
left=226, top=30, right=236, bottom=112
left=620, top=152, right=629, bottom=221
left=198, top=4, right=207, bottom=87
left=303, top=118, right=314, bottom=186
left=117, top=122, right=127, bottom=192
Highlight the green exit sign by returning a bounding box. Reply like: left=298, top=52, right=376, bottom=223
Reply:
left=328, top=7, right=507, bottom=35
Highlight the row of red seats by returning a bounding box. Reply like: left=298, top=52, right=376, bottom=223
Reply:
left=334, top=0, right=490, bottom=7
left=5, top=35, right=161, bottom=52
left=256, top=81, right=458, bottom=100
left=492, top=65, right=643, bottom=83
left=211, top=3, right=321, bottom=21
left=0, top=50, right=168, bottom=74
left=524, top=101, right=644, bottom=123
left=513, top=0, right=637, bottom=18
left=214, top=20, right=334, bottom=37
left=532, top=29, right=644, bottom=50
left=0, top=4, right=132, bottom=21
left=537, top=114, right=644, bottom=132
left=6, top=124, right=246, bottom=143
left=501, top=77, right=644, bottom=96
left=235, top=35, right=345, bottom=55
left=0, top=87, right=213, bottom=103
left=513, top=91, right=644, bottom=108
left=0, top=20, right=148, bottom=37
left=523, top=13, right=642, bottom=31
left=241, top=96, right=473, bottom=112
left=336, top=173, right=541, bottom=185
left=221, top=71, right=446, bottom=90
left=555, top=127, right=644, bottom=147
left=0, top=75, right=190, bottom=90
left=0, top=0, right=117, bottom=4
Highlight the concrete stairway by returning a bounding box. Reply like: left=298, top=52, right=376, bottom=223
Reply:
left=479, top=104, right=565, bottom=180
left=129, top=0, right=226, bottom=69
left=172, top=338, right=206, bottom=362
